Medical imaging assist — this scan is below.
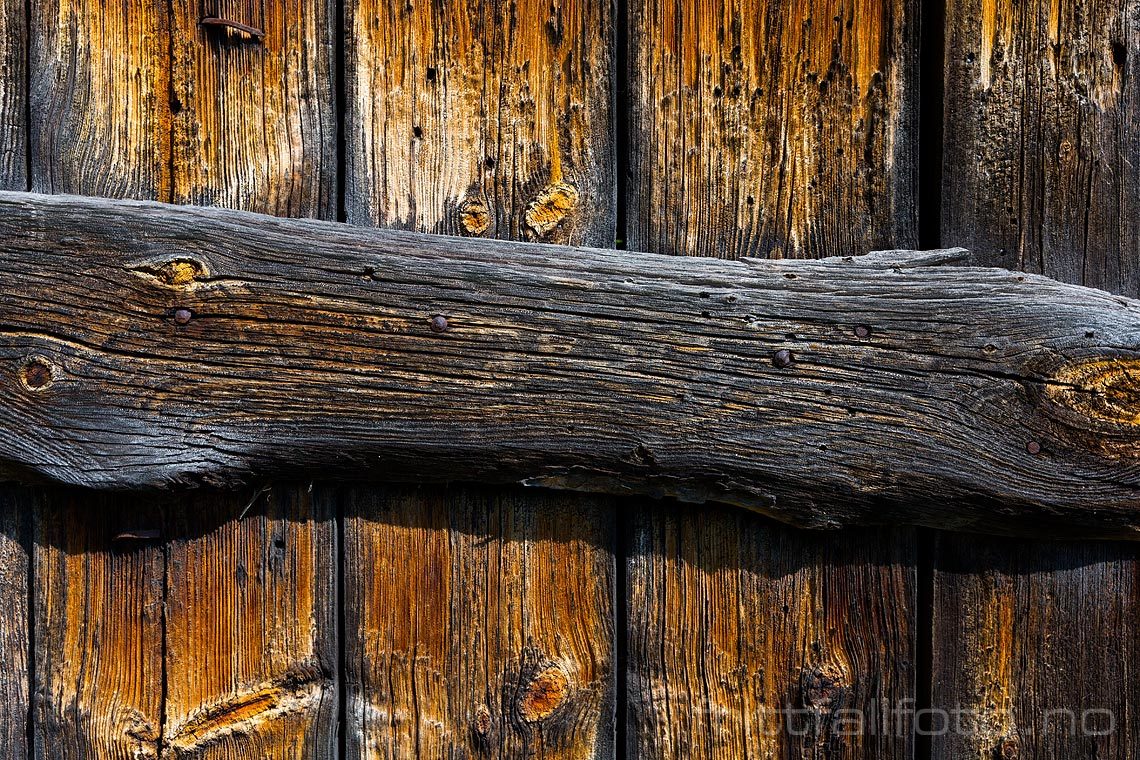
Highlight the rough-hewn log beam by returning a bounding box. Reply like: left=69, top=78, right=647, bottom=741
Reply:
left=0, top=191, right=1137, bottom=537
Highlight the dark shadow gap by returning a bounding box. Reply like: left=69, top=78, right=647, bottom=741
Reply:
left=23, top=0, right=31, bottom=191
left=918, top=0, right=946, bottom=251
left=915, top=527, right=936, bottom=760
left=335, top=0, right=348, bottom=224
left=23, top=503, right=35, bottom=757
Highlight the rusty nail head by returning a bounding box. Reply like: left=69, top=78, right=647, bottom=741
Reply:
left=1026, top=440, right=1042, bottom=455
left=430, top=315, right=449, bottom=332
left=173, top=308, right=193, bottom=325
left=772, top=349, right=794, bottom=369
left=854, top=324, right=871, bottom=338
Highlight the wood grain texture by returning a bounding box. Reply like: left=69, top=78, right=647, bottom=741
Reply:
left=628, top=502, right=914, bottom=758
left=626, top=0, right=920, bottom=259
left=162, top=487, right=338, bottom=758
left=1, top=193, right=1139, bottom=537
left=0, top=0, right=25, bottom=189
left=935, top=1, right=1140, bottom=756
left=338, top=484, right=615, bottom=759
left=33, top=491, right=165, bottom=759
left=344, top=5, right=617, bottom=754
left=29, top=0, right=172, bottom=198
left=27, top=2, right=340, bottom=755
left=942, top=0, right=1140, bottom=296
left=345, top=0, right=615, bottom=245
left=169, top=0, right=336, bottom=216
left=624, top=1, right=920, bottom=755
left=932, top=537, right=1139, bottom=759
left=0, top=489, right=29, bottom=759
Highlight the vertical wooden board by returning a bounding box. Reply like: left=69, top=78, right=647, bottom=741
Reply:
left=345, top=1, right=617, bottom=756
left=936, top=1, right=1140, bottom=757
left=941, top=0, right=1140, bottom=295
left=28, top=0, right=171, bottom=198
left=628, top=504, right=916, bottom=759
left=340, top=485, right=615, bottom=759
left=162, top=2, right=340, bottom=755
left=33, top=491, right=165, bottom=759
left=170, top=0, right=337, bottom=217
left=162, top=488, right=338, bottom=758
left=932, top=537, right=1138, bottom=759
left=0, top=0, right=25, bottom=189
left=0, top=489, right=30, bottom=759
left=627, top=0, right=920, bottom=259
left=624, top=0, right=920, bottom=756
left=28, top=0, right=340, bottom=754
left=345, top=0, right=615, bottom=245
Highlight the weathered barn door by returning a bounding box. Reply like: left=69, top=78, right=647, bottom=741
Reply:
left=0, top=0, right=1139, bottom=758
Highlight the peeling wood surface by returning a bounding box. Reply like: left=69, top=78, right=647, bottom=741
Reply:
left=0, top=489, right=29, bottom=759
left=934, top=0, right=1140, bottom=756
left=0, top=0, right=24, bottom=189
left=338, top=485, right=615, bottom=759
left=344, top=4, right=618, bottom=754
left=2, top=192, right=1140, bottom=537
left=345, top=0, right=615, bottom=246
left=626, top=0, right=919, bottom=259
left=628, top=503, right=915, bottom=758
left=26, top=2, right=340, bottom=755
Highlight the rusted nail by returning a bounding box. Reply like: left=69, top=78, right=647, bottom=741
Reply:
left=430, top=315, right=449, bottom=333
left=1026, top=441, right=1042, bottom=455
left=854, top=324, right=872, bottom=338
left=20, top=358, right=53, bottom=391
left=173, top=308, right=193, bottom=325
left=772, top=349, right=794, bottom=369
left=200, top=16, right=265, bottom=40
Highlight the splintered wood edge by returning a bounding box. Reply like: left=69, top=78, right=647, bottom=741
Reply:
left=0, top=191, right=1138, bottom=539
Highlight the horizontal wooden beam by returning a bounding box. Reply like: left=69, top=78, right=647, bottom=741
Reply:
left=0, top=191, right=1138, bottom=537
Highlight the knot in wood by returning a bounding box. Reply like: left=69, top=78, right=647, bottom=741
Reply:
left=800, top=664, right=848, bottom=710
left=131, top=257, right=209, bottom=289
left=516, top=662, right=571, bottom=723
left=472, top=704, right=493, bottom=737
left=524, top=182, right=578, bottom=240
left=19, top=358, right=54, bottom=391
left=1046, top=357, right=1140, bottom=427
left=458, top=197, right=490, bottom=236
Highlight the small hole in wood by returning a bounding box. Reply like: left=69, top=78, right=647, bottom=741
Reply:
left=1113, top=41, right=1127, bottom=67
left=20, top=358, right=53, bottom=391
left=426, top=66, right=437, bottom=81
left=413, top=125, right=424, bottom=139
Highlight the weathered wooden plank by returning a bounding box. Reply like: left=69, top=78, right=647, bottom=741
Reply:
left=941, top=0, right=1140, bottom=296
left=28, top=0, right=171, bottom=198
left=345, top=0, right=615, bottom=245
left=0, top=488, right=29, bottom=760
left=932, top=536, right=1138, bottom=759
left=169, top=0, right=337, bottom=217
left=623, top=1, right=920, bottom=755
left=1, top=192, right=1139, bottom=537
left=344, top=3, right=617, bottom=755
left=338, top=484, right=615, bottom=758
left=935, top=1, right=1140, bottom=756
left=627, top=0, right=919, bottom=259
left=26, top=1, right=340, bottom=753
left=161, top=4, right=340, bottom=757
left=33, top=491, right=165, bottom=759
left=162, top=488, right=338, bottom=758
left=628, top=503, right=915, bottom=758
left=0, top=0, right=24, bottom=189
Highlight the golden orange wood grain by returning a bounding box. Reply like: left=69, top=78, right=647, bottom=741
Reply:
left=28, top=0, right=339, bottom=755
left=627, top=0, right=919, bottom=260
left=344, top=1, right=617, bottom=754
left=345, top=0, right=615, bottom=246
left=624, top=0, right=920, bottom=756
left=339, top=485, right=615, bottom=758
left=34, top=492, right=165, bottom=759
